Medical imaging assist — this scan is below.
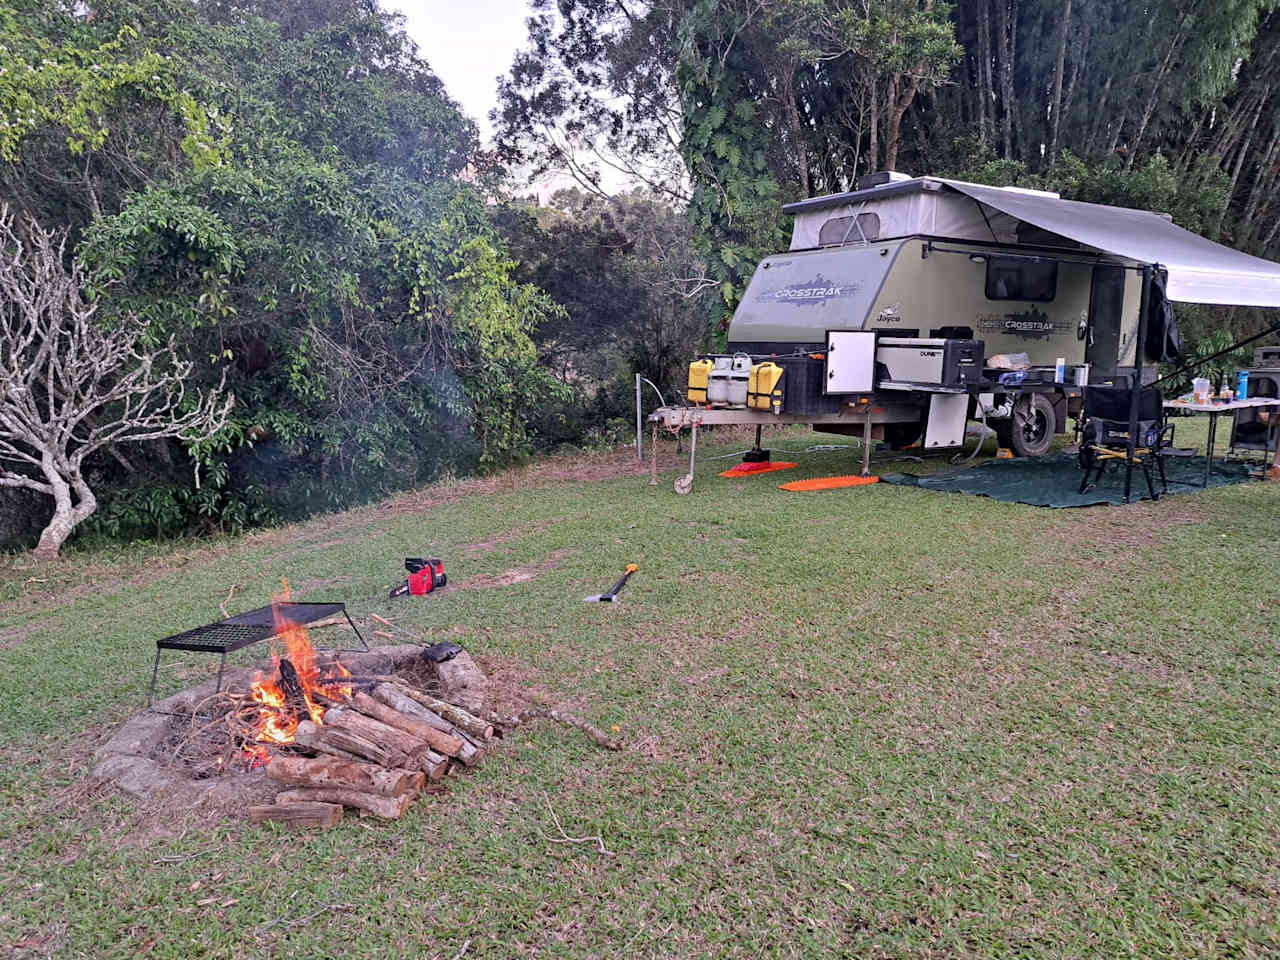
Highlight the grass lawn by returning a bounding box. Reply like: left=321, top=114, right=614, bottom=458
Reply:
left=1, top=420, right=1278, bottom=958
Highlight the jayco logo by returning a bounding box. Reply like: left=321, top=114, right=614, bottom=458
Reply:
left=760, top=274, right=861, bottom=306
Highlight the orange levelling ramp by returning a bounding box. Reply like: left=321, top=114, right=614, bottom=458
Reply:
left=719, top=461, right=798, bottom=477
left=779, top=474, right=880, bottom=491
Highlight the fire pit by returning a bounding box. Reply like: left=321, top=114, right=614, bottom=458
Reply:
left=94, top=593, right=494, bottom=826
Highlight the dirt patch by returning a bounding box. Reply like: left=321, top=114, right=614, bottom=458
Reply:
left=1042, top=499, right=1206, bottom=555
left=0, top=617, right=56, bottom=649
left=461, top=549, right=574, bottom=590
left=474, top=651, right=575, bottom=720
left=460, top=520, right=555, bottom=558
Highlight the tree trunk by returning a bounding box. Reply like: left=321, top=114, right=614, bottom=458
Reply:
left=995, top=0, right=1016, bottom=159
left=1241, top=125, right=1280, bottom=236
left=1217, top=89, right=1270, bottom=238
left=1127, top=22, right=1188, bottom=169
left=868, top=76, right=879, bottom=172
left=1048, top=0, right=1073, bottom=171
left=274, top=788, right=412, bottom=820
left=1086, top=75, right=1112, bottom=155
left=885, top=74, right=921, bottom=172
left=780, top=65, right=810, bottom=195
left=265, top=755, right=421, bottom=798
left=977, top=0, right=993, bottom=146
left=248, top=801, right=343, bottom=828
left=1106, top=109, right=1127, bottom=158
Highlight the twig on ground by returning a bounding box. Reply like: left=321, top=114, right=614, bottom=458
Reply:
left=450, top=939, right=472, bottom=960
left=541, top=792, right=614, bottom=856
left=219, top=583, right=240, bottom=619
left=370, top=613, right=394, bottom=628
left=495, top=708, right=624, bottom=750
left=258, top=901, right=354, bottom=932
left=374, top=629, right=394, bottom=641
left=152, top=849, right=214, bottom=865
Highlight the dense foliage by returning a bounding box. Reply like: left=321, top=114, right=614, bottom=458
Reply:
left=493, top=188, right=712, bottom=441
left=497, top=0, right=1280, bottom=335
left=7, top=0, right=1280, bottom=549
left=2, top=0, right=564, bottom=546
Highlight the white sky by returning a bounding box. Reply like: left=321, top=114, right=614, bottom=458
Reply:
left=387, top=0, right=533, bottom=143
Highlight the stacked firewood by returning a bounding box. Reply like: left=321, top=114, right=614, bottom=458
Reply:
left=248, top=681, right=494, bottom=828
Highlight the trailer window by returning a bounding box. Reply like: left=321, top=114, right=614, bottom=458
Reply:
left=985, top=257, right=1057, bottom=301
left=818, top=213, right=880, bottom=245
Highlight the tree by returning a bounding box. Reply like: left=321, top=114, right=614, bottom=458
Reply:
left=0, top=207, right=231, bottom=559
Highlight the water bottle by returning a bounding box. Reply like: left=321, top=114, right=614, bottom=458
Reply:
left=1237, top=370, right=1250, bottom=401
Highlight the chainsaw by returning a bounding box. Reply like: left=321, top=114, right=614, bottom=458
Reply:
left=388, top=557, right=447, bottom=598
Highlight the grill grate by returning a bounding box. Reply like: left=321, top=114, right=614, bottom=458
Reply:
left=148, top=601, right=367, bottom=706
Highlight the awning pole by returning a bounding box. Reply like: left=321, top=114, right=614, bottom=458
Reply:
left=1126, top=265, right=1153, bottom=503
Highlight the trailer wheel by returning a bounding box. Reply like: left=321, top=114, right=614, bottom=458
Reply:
left=995, top=393, right=1055, bottom=457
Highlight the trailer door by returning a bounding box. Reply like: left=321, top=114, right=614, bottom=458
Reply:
left=1086, top=265, right=1125, bottom=375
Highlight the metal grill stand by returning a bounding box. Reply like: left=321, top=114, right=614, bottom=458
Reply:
left=147, top=602, right=369, bottom=707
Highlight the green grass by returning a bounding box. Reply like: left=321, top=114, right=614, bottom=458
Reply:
left=2, top=422, right=1279, bottom=958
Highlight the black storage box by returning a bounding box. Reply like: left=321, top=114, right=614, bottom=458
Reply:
left=777, top=355, right=845, bottom=416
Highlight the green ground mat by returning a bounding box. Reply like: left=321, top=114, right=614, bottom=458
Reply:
left=881, top=451, right=1255, bottom=507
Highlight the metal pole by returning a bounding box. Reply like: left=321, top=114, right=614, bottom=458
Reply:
left=861, top=405, right=874, bottom=477
left=635, top=373, right=643, bottom=460
left=1126, top=265, right=1153, bottom=503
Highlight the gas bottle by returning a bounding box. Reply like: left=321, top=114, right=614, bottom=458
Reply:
left=726, top=353, right=751, bottom=407
left=707, top=356, right=733, bottom=405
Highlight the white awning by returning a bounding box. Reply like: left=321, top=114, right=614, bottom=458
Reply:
left=938, top=180, right=1280, bottom=308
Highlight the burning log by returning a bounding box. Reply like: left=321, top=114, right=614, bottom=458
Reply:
left=350, top=692, right=473, bottom=763
left=275, top=788, right=411, bottom=820
left=248, top=801, right=343, bottom=828
left=369, top=685, right=484, bottom=766
left=265, top=755, right=420, bottom=798
left=381, top=681, right=494, bottom=740
left=278, top=658, right=314, bottom=721
left=293, top=720, right=410, bottom=769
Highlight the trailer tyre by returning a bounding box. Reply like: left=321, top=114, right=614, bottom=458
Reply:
left=995, top=393, right=1055, bottom=457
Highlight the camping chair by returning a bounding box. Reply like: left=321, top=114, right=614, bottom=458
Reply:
left=1077, top=386, right=1173, bottom=500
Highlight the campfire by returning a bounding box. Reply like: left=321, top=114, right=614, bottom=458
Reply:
left=174, top=581, right=494, bottom=827
left=129, top=579, right=627, bottom=829
left=237, top=590, right=357, bottom=768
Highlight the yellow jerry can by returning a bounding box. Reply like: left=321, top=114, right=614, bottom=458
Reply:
left=688, top=358, right=713, bottom=405
left=748, top=362, right=785, bottom=413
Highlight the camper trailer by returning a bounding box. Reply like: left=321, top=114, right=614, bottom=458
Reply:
left=653, top=173, right=1280, bottom=463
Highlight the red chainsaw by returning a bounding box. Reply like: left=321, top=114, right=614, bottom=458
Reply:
left=388, top=557, right=447, bottom=598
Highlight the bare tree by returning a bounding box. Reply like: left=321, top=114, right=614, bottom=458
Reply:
left=0, top=207, right=232, bottom=560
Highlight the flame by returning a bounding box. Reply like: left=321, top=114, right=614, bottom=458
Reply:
left=237, top=577, right=356, bottom=765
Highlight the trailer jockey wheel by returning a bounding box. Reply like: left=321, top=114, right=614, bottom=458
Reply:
left=995, top=393, right=1055, bottom=457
